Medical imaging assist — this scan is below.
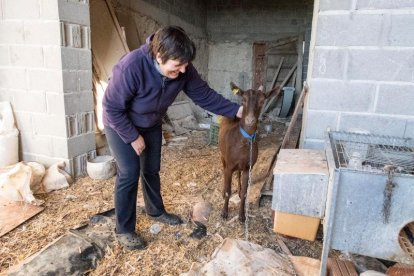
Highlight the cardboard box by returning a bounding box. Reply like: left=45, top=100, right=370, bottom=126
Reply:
left=273, top=211, right=320, bottom=241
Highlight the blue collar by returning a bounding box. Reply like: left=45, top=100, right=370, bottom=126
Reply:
left=240, top=127, right=256, bottom=142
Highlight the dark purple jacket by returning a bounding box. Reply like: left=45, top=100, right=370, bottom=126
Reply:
left=102, top=39, right=239, bottom=144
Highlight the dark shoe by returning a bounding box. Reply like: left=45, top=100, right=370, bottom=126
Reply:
left=116, top=232, right=146, bottom=250
left=149, top=212, right=183, bottom=225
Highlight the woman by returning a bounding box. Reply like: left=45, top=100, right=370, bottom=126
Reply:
left=102, top=26, right=242, bottom=250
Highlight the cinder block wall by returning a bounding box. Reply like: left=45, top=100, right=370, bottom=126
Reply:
left=0, top=0, right=95, bottom=177
left=206, top=0, right=313, bottom=101
left=302, top=0, right=414, bottom=149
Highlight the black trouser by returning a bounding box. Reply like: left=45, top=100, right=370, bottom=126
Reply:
left=105, top=125, right=165, bottom=234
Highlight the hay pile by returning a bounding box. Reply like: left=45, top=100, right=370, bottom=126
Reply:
left=0, top=126, right=322, bottom=275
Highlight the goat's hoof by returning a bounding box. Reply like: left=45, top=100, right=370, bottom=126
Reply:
left=221, top=212, right=228, bottom=220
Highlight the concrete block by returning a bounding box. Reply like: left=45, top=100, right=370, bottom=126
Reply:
left=356, top=0, right=414, bottom=9
left=14, top=90, right=47, bottom=113
left=67, top=132, right=96, bottom=158
left=81, top=26, right=91, bottom=49
left=339, top=113, right=407, bottom=137
left=304, top=110, right=338, bottom=139
left=61, top=48, right=79, bottom=69
left=312, top=48, right=346, bottom=79
left=10, top=46, right=44, bottom=68
left=24, top=21, right=61, bottom=45
left=20, top=132, right=53, bottom=156
left=308, top=80, right=375, bottom=112
left=376, top=84, right=414, bottom=116
left=58, top=0, right=90, bottom=26
left=62, top=48, right=90, bottom=70
left=78, top=49, right=92, bottom=70
left=39, top=0, right=59, bottom=20
left=28, top=69, right=63, bottom=92
left=43, top=46, right=62, bottom=69
left=14, top=112, right=33, bottom=133
left=69, top=153, right=88, bottom=177
left=319, top=0, right=352, bottom=11
left=64, top=92, right=94, bottom=114
left=3, top=0, right=40, bottom=19
left=272, top=149, right=329, bottom=218
left=64, top=23, right=82, bottom=48
left=21, top=152, right=67, bottom=168
left=78, top=70, right=92, bottom=91
left=316, top=14, right=383, bottom=46
left=0, top=45, right=10, bottom=65
left=0, top=89, right=13, bottom=102
left=46, top=93, right=65, bottom=116
left=66, top=114, right=78, bottom=137
left=63, top=70, right=78, bottom=92
left=388, top=14, right=414, bottom=47
left=60, top=22, right=66, bottom=46
left=78, top=111, right=94, bottom=134
left=0, top=21, right=24, bottom=44
left=32, top=113, right=67, bottom=137
left=0, top=68, right=27, bottom=90
left=348, top=49, right=414, bottom=82
left=51, top=137, right=70, bottom=157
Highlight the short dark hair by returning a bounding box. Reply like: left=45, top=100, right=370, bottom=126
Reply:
left=149, top=26, right=196, bottom=64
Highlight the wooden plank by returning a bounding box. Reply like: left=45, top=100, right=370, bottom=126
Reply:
left=270, top=57, right=284, bottom=90
left=262, top=63, right=297, bottom=115
left=260, top=84, right=307, bottom=195
left=259, top=58, right=284, bottom=120
left=0, top=200, right=44, bottom=237
left=247, top=147, right=280, bottom=208
left=90, top=0, right=130, bottom=82
left=266, top=36, right=298, bottom=52
left=327, top=258, right=358, bottom=276
left=277, top=237, right=292, bottom=255
left=295, top=33, right=304, bottom=104
left=281, top=82, right=309, bottom=149
left=252, top=42, right=267, bottom=90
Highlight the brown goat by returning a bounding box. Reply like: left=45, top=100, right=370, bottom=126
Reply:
left=219, top=82, right=280, bottom=222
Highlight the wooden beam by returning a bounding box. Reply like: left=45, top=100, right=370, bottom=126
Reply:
left=262, top=63, right=297, bottom=115
left=259, top=57, right=284, bottom=120
left=270, top=57, right=284, bottom=90
left=281, top=82, right=309, bottom=149
left=295, top=33, right=304, bottom=104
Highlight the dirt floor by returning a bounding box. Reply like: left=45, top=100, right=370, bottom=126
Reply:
left=0, top=122, right=323, bottom=275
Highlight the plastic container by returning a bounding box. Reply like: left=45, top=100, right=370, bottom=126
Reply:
left=0, top=102, right=19, bottom=167
left=209, top=122, right=220, bottom=145
left=86, top=155, right=116, bottom=180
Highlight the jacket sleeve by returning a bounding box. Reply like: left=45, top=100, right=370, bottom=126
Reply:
left=183, top=64, right=240, bottom=118
left=102, top=64, right=140, bottom=144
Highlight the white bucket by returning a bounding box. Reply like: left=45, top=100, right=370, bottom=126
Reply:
left=0, top=102, right=19, bottom=167
left=87, top=155, right=116, bottom=180
left=0, top=129, right=19, bottom=167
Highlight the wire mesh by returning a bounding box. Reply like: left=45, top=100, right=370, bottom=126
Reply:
left=328, top=131, right=414, bottom=175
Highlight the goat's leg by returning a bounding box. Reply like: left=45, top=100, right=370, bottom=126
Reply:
left=237, top=171, right=241, bottom=198
left=221, top=168, right=232, bottom=219
left=239, top=170, right=249, bottom=222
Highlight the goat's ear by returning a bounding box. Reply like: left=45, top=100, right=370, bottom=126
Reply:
left=265, top=86, right=281, bottom=99
left=230, top=82, right=243, bottom=96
